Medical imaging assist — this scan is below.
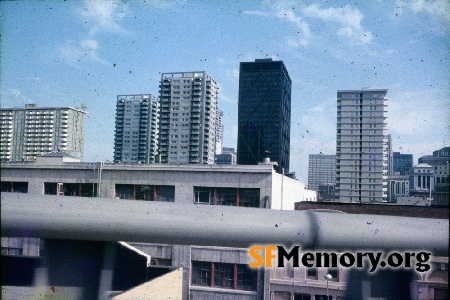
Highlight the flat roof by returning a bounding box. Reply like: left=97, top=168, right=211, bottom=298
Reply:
left=1, top=161, right=275, bottom=174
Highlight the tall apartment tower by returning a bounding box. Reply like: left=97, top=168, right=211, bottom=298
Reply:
left=335, top=89, right=388, bottom=203
left=308, top=154, right=336, bottom=191
left=159, top=72, right=219, bottom=164
left=113, top=94, right=159, bottom=163
left=237, top=58, right=292, bottom=174
left=0, top=104, right=86, bottom=161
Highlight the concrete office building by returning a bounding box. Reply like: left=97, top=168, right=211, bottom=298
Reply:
left=159, top=71, right=219, bottom=164
left=237, top=59, right=292, bottom=174
left=0, top=104, right=86, bottom=161
left=419, top=147, right=450, bottom=167
left=113, top=94, right=159, bottom=163
left=1, top=156, right=316, bottom=299
left=393, top=152, right=413, bottom=176
left=335, top=89, right=388, bottom=203
left=307, top=154, right=336, bottom=191
left=417, top=147, right=449, bottom=205
left=215, top=147, right=237, bottom=165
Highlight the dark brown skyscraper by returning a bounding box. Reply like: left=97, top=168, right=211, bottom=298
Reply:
left=237, top=59, right=292, bottom=174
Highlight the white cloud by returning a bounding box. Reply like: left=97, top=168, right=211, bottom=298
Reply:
left=302, top=4, right=373, bottom=44
left=243, top=3, right=312, bottom=47
left=80, top=0, right=129, bottom=35
left=58, top=39, right=108, bottom=68
left=395, top=0, right=450, bottom=22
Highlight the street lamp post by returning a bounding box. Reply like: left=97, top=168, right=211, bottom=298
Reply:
left=324, top=273, right=332, bottom=300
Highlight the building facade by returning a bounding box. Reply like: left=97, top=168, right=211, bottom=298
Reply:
left=335, top=89, right=388, bottom=203
left=393, top=152, right=413, bottom=176
left=0, top=104, right=86, bottom=161
left=307, top=154, right=336, bottom=191
left=1, top=158, right=316, bottom=300
left=159, top=71, right=219, bottom=164
left=387, top=134, right=394, bottom=175
left=215, top=110, right=224, bottom=155
left=417, top=147, right=449, bottom=205
left=237, top=59, right=292, bottom=174
left=113, top=94, right=159, bottom=163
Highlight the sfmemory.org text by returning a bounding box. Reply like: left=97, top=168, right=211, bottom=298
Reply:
left=249, top=245, right=431, bottom=272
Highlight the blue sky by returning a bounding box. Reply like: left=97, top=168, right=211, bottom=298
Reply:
left=1, top=0, right=449, bottom=183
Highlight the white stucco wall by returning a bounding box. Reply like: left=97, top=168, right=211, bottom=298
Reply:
left=270, top=171, right=317, bottom=210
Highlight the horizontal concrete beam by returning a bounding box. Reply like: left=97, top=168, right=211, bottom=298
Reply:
left=1, top=194, right=448, bottom=255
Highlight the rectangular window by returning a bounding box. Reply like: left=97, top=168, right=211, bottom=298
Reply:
left=214, top=263, right=234, bottom=288
left=236, top=265, right=257, bottom=290
left=239, top=189, right=260, bottom=207
left=191, top=261, right=211, bottom=286
left=115, top=184, right=174, bottom=201
left=1, top=181, right=28, bottom=193
left=194, top=187, right=213, bottom=204
left=194, top=187, right=260, bottom=207
left=191, top=261, right=257, bottom=291
left=217, top=188, right=237, bottom=206
left=44, top=182, right=97, bottom=197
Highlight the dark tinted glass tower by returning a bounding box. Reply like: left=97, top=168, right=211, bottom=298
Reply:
left=237, top=59, right=292, bottom=174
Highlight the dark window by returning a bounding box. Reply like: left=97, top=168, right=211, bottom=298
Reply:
left=194, top=187, right=260, bottom=207
left=191, top=262, right=257, bottom=291
left=155, top=186, right=175, bottom=202
left=217, top=188, right=237, bottom=206
left=44, top=182, right=57, bottom=195
left=295, top=294, right=311, bottom=300
left=1, top=181, right=28, bottom=193
left=191, top=261, right=211, bottom=286
left=315, top=295, right=332, bottom=300
left=214, top=263, right=234, bottom=288
left=115, top=184, right=174, bottom=201
left=135, top=185, right=153, bottom=200
left=307, top=268, right=317, bottom=278
left=115, top=184, right=135, bottom=199
left=194, top=187, right=213, bottom=204
left=239, top=189, right=260, bottom=207
left=236, top=264, right=257, bottom=291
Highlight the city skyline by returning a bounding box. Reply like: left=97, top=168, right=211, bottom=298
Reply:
left=1, top=1, right=448, bottom=183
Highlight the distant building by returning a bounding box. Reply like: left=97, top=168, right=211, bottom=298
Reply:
left=318, top=183, right=335, bottom=201
left=417, top=147, right=449, bottom=205
left=393, top=152, right=413, bottom=176
left=308, top=154, right=336, bottom=191
left=237, top=58, right=292, bottom=174
left=0, top=104, right=86, bottom=161
left=114, top=94, right=159, bottom=163
left=387, top=174, right=409, bottom=203
left=335, top=89, right=388, bottom=203
left=418, top=147, right=449, bottom=167
left=387, top=134, right=394, bottom=175
left=159, top=72, right=219, bottom=164
left=409, top=163, right=435, bottom=196
left=215, top=147, right=237, bottom=165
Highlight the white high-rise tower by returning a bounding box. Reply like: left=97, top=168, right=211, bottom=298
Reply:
left=335, top=89, right=388, bottom=203
left=159, top=71, right=219, bottom=164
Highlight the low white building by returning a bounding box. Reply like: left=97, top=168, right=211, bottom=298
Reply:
left=1, top=157, right=316, bottom=299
